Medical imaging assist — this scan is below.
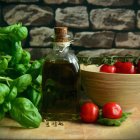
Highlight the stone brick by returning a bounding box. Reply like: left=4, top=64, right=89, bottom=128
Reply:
left=3, top=5, right=54, bottom=26
left=44, top=0, right=83, bottom=4
left=30, top=27, right=54, bottom=47
left=78, top=49, right=140, bottom=58
left=87, top=0, right=134, bottom=6
left=137, top=11, right=140, bottom=29
left=55, top=6, right=89, bottom=29
left=115, top=32, right=140, bottom=48
left=73, top=31, right=115, bottom=48
left=27, top=48, right=52, bottom=60
left=0, top=0, right=39, bottom=2
left=90, top=9, right=135, bottom=30
left=30, top=27, right=73, bottom=47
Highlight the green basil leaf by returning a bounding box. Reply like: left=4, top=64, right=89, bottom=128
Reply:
left=10, top=41, right=23, bottom=67
left=26, top=86, right=41, bottom=107
left=6, top=86, right=17, bottom=101
left=10, top=97, right=42, bottom=128
left=20, top=50, right=31, bottom=65
left=0, top=58, right=8, bottom=73
left=0, top=83, right=10, bottom=104
left=27, top=60, right=42, bottom=79
left=2, top=102, right=11, bottom=112
left=12, top=74, right=32, bottom=94
left=15, top=64, right=27, bottom=75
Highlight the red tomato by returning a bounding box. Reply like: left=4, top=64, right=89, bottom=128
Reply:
left=114, top=61, right=123, bottom=73
left=100, top=64, right=116, bottom=73
left=80, top=102, right=99, bottom=123
left=102, top=102, right=122, bottom=119
left=137, top=60, right=140, bottom=73
left=120, top=62, right=136, bottom=74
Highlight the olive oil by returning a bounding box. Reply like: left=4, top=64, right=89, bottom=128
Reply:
left=41, top=27, right=80, bottom=120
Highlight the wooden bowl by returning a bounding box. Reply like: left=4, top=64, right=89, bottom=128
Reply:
left=80, top=64, right=140, bottom=111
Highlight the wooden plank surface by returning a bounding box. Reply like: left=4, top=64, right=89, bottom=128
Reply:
left=0, top=107, right=140, bottom=140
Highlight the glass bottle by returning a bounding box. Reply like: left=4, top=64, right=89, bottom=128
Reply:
left=41, top=27, right=80, bottom=120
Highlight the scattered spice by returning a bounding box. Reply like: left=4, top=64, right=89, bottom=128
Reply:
left=54, top=121, right=57, bottom=127
left=43, top=119, right=64, bottom=127
left=58, top=121, right=64, bottom=126
left=46, top=122, right=50, bottom=127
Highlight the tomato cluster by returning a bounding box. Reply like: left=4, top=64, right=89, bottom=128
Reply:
left=80, top=102, right=122, bottom=123
left=100, top=60, right=140, bottom=74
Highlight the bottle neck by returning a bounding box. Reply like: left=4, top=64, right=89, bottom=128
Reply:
left=53, top=41, right=70, bottom=54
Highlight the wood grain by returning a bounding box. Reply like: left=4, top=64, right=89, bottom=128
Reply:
left=0, top=107, right=140, bottom=139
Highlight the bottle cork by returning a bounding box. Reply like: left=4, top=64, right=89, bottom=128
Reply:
left=54, top=27, right=69, bottom=42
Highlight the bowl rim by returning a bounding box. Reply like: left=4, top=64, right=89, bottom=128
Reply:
left=80, top=64, right=140, bottom=76
left=81, top=69, right=140, bottom=75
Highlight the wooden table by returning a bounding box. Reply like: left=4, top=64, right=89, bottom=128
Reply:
left=0, top=107, right=140, bottom=140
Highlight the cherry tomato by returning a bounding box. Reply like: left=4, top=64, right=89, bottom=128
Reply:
left=80, top=102, right=99, bottom=123
left=137, top=60, right=140, bottom=73
left=114, top=61, right=123, bottom=73
left=120, top=62, right=136, bottom=74
left=102, top=102, right=122, bottom=119
left=100, top=64, right=116, bottom=73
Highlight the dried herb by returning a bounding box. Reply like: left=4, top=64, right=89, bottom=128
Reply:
left=43, top=119, right=64, bottom=127
left=77, top=54, right=139, bottom=66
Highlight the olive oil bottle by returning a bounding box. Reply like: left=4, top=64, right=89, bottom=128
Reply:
left=41, top=27, right=80, bottom=120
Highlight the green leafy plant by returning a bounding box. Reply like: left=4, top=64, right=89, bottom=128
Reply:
left=0, top=23, right=28, bottom=42
left=0, top=23, right=44, bottom=128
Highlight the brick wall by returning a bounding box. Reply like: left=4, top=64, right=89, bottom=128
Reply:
left=0, top=0, right=140, bottom=58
